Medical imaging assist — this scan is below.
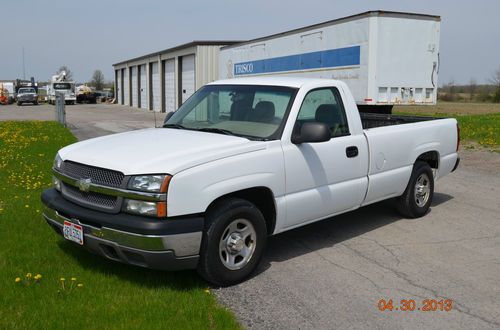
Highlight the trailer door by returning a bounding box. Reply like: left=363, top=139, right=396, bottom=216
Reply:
left=164, top=59, right=175, bottom=113
left=181, top=54, right=195, bottom=104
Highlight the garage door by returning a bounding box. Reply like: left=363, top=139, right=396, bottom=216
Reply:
left=164, top=59, right=175, bottom=113
left=116, top=70, right=122, bottom=104
left=123, top=68, right=129, bottom=105
left=131, top=66, right=138, bottom=107
left=181, top=55, right=195, bottom=104
left=151, top=62, right=160, bottom=112
left=140, top=64, right=147, bottom=109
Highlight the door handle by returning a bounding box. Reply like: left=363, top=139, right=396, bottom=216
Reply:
left=346, top=146, right=358, bottom=158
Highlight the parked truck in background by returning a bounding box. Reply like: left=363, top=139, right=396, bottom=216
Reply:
left=219, top=11, right=441, bottom=113
left=42, top=77, right=459, bottom=286
left=48, top=71, right=76, bottom=105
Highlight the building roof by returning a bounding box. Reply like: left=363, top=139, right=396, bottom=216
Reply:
left=112, top=40, right=244, bottom=66
left=221, top=10, right=440, bottom=50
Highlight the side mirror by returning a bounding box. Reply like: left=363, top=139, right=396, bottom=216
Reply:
left=291, top=122, right=331, bottom=144
left=163, top=111, right=174, bottom=124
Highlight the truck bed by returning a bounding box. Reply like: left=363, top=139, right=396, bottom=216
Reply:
left=360, top=112, right=438, bottom=129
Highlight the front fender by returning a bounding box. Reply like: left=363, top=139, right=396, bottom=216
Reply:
left=166, top=141, right=285, bottom=217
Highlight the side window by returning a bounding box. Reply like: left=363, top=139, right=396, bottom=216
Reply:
left=296, top=88, right=349, bottom=137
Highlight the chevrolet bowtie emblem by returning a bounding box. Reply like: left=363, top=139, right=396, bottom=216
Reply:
left=76, top=178, right=92, bottom=192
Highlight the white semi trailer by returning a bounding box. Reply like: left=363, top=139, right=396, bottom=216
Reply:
left=219, top=11, right=441, bottom=113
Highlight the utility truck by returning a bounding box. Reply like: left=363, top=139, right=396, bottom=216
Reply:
left=219, top=11, right=441, bottom=113
left=48, top=71, right=76, bottom=105
left=42, top=77, right=459, bottom=286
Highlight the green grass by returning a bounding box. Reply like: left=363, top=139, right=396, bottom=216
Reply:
left=393, top=111, right=500, bottom=150
left=0, top=121, right=239, bottom=329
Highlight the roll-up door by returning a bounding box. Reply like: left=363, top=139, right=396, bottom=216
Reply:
left=164, top=59, right=175, bottom=113
left=116, top=70, right=122, bottom=104
left=123, top=68, right=129, bottom=105
left=181, top=55, right=195, bottom=104
left=131, top=66, right=138, bottom=107
left=151, top=62, right=160, bottom=112
left=139, top=64, right=147, bottom=109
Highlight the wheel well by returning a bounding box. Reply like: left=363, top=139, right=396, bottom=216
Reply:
left=416, top=151, right=439, bottom=169
left=208, top=187, right=276, bottom=235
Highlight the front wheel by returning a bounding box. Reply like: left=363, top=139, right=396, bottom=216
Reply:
left=197, top=198, right=267, bottom=287
left=397, top=161, right=434, bottom=218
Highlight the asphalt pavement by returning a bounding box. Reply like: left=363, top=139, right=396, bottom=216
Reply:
left=1, top=102, right=498, bottom=329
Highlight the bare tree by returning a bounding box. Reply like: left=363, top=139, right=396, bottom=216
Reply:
left=468, top=78, right=477, bottom=101
left=57, top=65, right=73, bottom=80
left=489, top=67, right=500, bottom=88
left=91, top=70, right=105, bottom=91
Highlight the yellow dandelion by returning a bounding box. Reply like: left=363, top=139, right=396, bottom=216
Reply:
left=204, top=288, right=210, bottom=294
left=77, top=283, right=83, bottom=288
left=60, top=277, right=65, bottom=281
left=71, top=277, right=77, bottom=281
left=26, top=273, right=32, bottom=279
left=25, top=205, right=29, bottom=208
left=15, top=277, right=21, bottom=283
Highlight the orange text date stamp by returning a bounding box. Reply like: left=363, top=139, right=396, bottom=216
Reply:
left=377, top=299, right=453, bottom=312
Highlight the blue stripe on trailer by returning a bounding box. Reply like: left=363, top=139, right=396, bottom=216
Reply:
left=233, top=46, right=360, bottom=76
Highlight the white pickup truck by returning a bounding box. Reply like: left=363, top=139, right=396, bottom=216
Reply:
left=42, top=77, right=459, bottom=286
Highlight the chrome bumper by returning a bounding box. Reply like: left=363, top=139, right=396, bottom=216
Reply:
left=43, top=206, right=201, bottom=270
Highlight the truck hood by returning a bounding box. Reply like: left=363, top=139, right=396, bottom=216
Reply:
left=58, top=128, right=267, bottom=175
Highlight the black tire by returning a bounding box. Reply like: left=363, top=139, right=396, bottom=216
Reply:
left=34, top=101, right=38, bottom=105
left=197, top=198, right=267, bottom=287
left=17, top=102, right=22, bottom=106
left=397, top=161, right=434, bottom=218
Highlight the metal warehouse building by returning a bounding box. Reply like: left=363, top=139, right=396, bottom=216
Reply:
left=113, top=41, right=240, bottom=112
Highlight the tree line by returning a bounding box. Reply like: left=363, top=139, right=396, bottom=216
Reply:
left=56, top=66, right=109, bottom=91
left=439, top=68, right=500, bottom=103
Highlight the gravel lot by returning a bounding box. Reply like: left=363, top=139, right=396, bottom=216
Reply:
left=1, top=102, right=498, bottom=329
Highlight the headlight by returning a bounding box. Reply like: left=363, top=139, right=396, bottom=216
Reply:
left=53, top=153, right=63, bottom=171
left=128, top=175, right=170, bottom=193
left=124, top=199, right=167, bottom=217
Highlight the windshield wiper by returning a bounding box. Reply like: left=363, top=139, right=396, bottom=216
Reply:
left=163, top=123, right=186, bottom=129
left=195, top=127, right=237, bottom=136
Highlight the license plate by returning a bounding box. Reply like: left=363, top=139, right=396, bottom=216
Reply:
left=63, top=221, right=84, bottom=245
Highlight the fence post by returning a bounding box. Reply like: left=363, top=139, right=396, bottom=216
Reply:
left=55, top=91, right=66, bottom=126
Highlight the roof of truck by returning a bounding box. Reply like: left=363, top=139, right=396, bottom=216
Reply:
left=208, top=76, right=341, bottom=88
left=221, top=10, right=440, bottom=50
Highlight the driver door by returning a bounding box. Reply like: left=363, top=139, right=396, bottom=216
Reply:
left=283, top=87, right=368, bottom=228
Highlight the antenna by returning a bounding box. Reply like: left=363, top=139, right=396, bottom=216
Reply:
left=22, top=46, right=26, bottom=80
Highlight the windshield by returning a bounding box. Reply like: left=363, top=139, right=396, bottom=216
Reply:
left=53, top=83, right=72, bottom=90
left=18, top=88, right=35, bottom=94
left=165, top=85, right=297, bottom=140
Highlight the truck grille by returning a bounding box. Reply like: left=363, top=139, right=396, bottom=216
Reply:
left=63, top=183, right=118, bottom=210
left=62, top=161, right=125, bottom=187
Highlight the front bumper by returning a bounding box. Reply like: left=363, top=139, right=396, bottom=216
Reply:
left=41, top=188, right=203, bottom=271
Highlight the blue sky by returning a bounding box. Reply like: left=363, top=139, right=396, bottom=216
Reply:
left=1, top=0, right=499, bottom=85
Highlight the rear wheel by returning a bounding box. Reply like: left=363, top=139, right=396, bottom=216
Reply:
left=17, top=101, right=22, bottom=106
left=197, top=198, right=267, bottom=287
left=397, top=161, right=434, bottom=218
